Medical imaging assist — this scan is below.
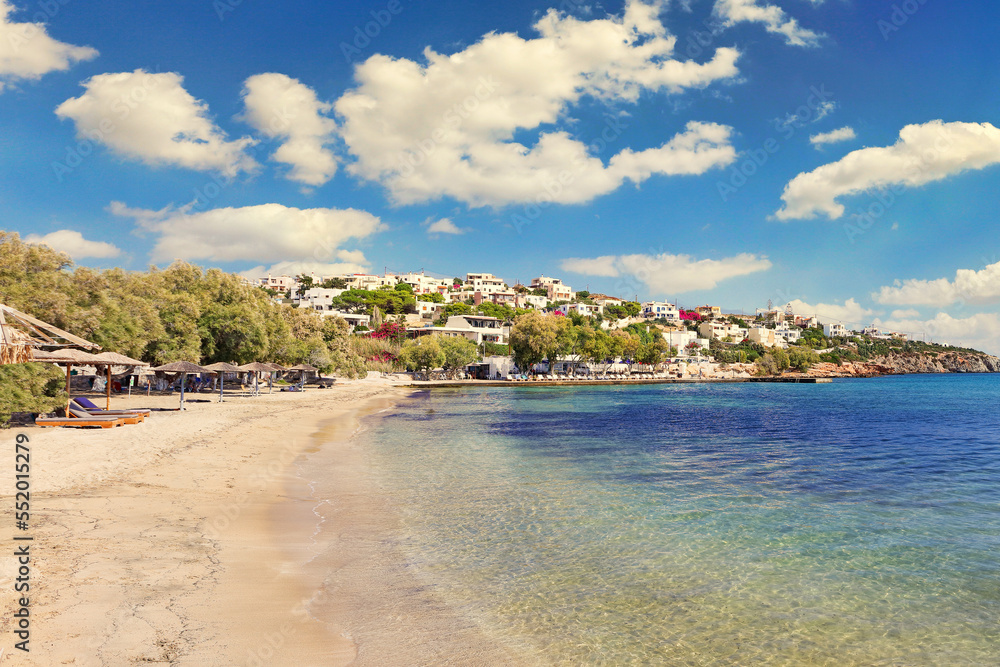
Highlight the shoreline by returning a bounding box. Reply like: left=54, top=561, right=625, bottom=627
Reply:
left=0, top=380, right=411, bottom=665
left=292, top=389, right=539, bottom=665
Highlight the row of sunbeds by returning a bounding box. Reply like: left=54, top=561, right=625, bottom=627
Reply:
left=35, top=397, right=151, bottom=429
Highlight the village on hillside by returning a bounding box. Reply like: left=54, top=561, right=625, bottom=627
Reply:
left=247, top=269, right=949, bottom=381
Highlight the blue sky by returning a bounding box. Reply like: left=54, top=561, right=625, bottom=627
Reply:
left=3, top=0, right=1000, bottom=352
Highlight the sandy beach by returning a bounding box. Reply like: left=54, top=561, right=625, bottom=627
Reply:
left=0, top=377, right=434, bottom=665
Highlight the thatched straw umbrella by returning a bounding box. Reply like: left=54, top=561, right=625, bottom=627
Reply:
left=151, top=361, right=212, bottom=410
left=288, top=363, right=319, bottom=388
left=263, top=363, right=287, bottom=393
left=30, top=348, right=106, bottom=415
left=91, top=351, right=147, bottom=410
left=203, top=361, right=240, bottom=402
left=237, top=362, right=273, bottom=396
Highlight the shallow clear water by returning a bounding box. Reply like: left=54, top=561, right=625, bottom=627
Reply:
left=359, top=375, right=1000, bottom=665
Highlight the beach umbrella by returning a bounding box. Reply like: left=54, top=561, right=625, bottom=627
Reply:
left=263, top=363, right=286, bottom=392
left=204, top=361, right=240, bottom=402
left=152, top=361, right=212, bottom=410
left=237, top=362, right=273, bottom=396
left=288, top=363, right=319, bottom=388
left=91, top=351, right=148, bottom=410
left=30, top=348, right=106, bottom=416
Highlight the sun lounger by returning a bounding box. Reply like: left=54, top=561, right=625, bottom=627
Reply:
left=73, top=397, right=151, bottom=417
left=68, top=403, right=144, bottom=424
left=36, top=415, right=125, bottom=429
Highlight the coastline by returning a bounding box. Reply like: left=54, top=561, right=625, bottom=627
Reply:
left=0, top=380, right=410, bottom=665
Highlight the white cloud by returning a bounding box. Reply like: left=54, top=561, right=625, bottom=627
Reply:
left=239, top=259, right=370, bottom=281
left=424, top=218, right=466, bottom=235
left=787, top=298, right=876, bottom=326
left=810, top=126, right=856, bottom=147
left=873, top=260, right=1000, bottom=307
left=560, top=252, right=771, bottom=294
left=776, top=120, right=1000, bottom=220
left=110, top=201, right=382, bottom=264
left=335, top=0, right=740, bottom=207
left=876, top=311, right=1000, bottom=355
left=0, top=0, right=97, bottom=91
left=890, top=308, right=920, bottom=319
left=23, top=229, right=120, bottom=259
left=55, top=70, right=257, bottom=176
left=241, top=73, right=338, bottom=187
left=713, top=0, right=822, bottom=47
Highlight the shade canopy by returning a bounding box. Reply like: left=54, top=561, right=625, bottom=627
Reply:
left=264, top=362, right=287, bottom=371
left=288, top=363, right=319, bottom=371
left=237, top=362, right=274, bottom=372
left=152, top=361, right=212, bottom=374
left=91, top=351, right=148, bottom=367
left=203, top=361, right=240, bottom=373
left=29, top=348, right=105, bottom=365
left=0, top=303, right=100, bottom=353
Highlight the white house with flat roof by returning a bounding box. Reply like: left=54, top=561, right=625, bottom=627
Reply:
left=531, top=276, right=574, bottom=302
left=823, top=322, right=848, bottom=338
left=465, top=273, right=507, bottom=294
left=642, top=301, right=679, bottom=321
left=302, top=287, right=346, bottom=312
left=408, top=315, right=510, bottom=345
left=662, top=330, right=708, bottom=356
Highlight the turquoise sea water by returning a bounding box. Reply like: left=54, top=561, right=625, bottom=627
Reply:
left=359, top=375, right=1000, bottom=665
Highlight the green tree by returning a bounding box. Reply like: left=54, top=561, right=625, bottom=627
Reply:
left=772, top=347, right=790, bottom=371
left=439, top=336, right=479, bottom=378
left=399, top=336, right=445, bottom=373
left=509, top=311, right=569, bottom=375
left=788, top=346, right=820, bottom=371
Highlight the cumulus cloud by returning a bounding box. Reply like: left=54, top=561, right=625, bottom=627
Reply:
left=110, top=201, right=382, bottom=264
left=873, top=260, right=1000, bottom=306
left=713, top=0, right=822, bottom=47
left=23, top=229, right=120, bottom=259
left=424, top=218, right=466, bottom=235
left=876, top=311, right=1000, bottom=355
left=241, top=73, right=338, bottom=187
left=335, top=0, right=740, bottom=207
left=560, top=251, right=771, bottom=294
left=55, top=70, right=257, bottom=176
left=810, top=126, right=856, bottom=147
left=239, top=258, right=370, bottom=281
left=776, top=120, right=1000, bottom=220
left=787, top=298, right=875, bottom=326
left=0, top=0, right=97, bottom=91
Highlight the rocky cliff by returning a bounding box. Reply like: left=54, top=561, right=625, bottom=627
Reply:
left=870, top=351, right=1000, bottom=374
left=804, top=351, right=1000, bottom=378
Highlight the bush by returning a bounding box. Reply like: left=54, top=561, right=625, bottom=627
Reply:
left=788, top=346, right=820, bottom=371
left=0, top=364, right=67, bottom=425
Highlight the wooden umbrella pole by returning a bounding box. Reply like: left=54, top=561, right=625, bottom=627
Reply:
left=65, top=364, right=72, bottom=416
left=180, top=373, right=185, bottom=410
left=106, top=365, right=111, bottom=411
